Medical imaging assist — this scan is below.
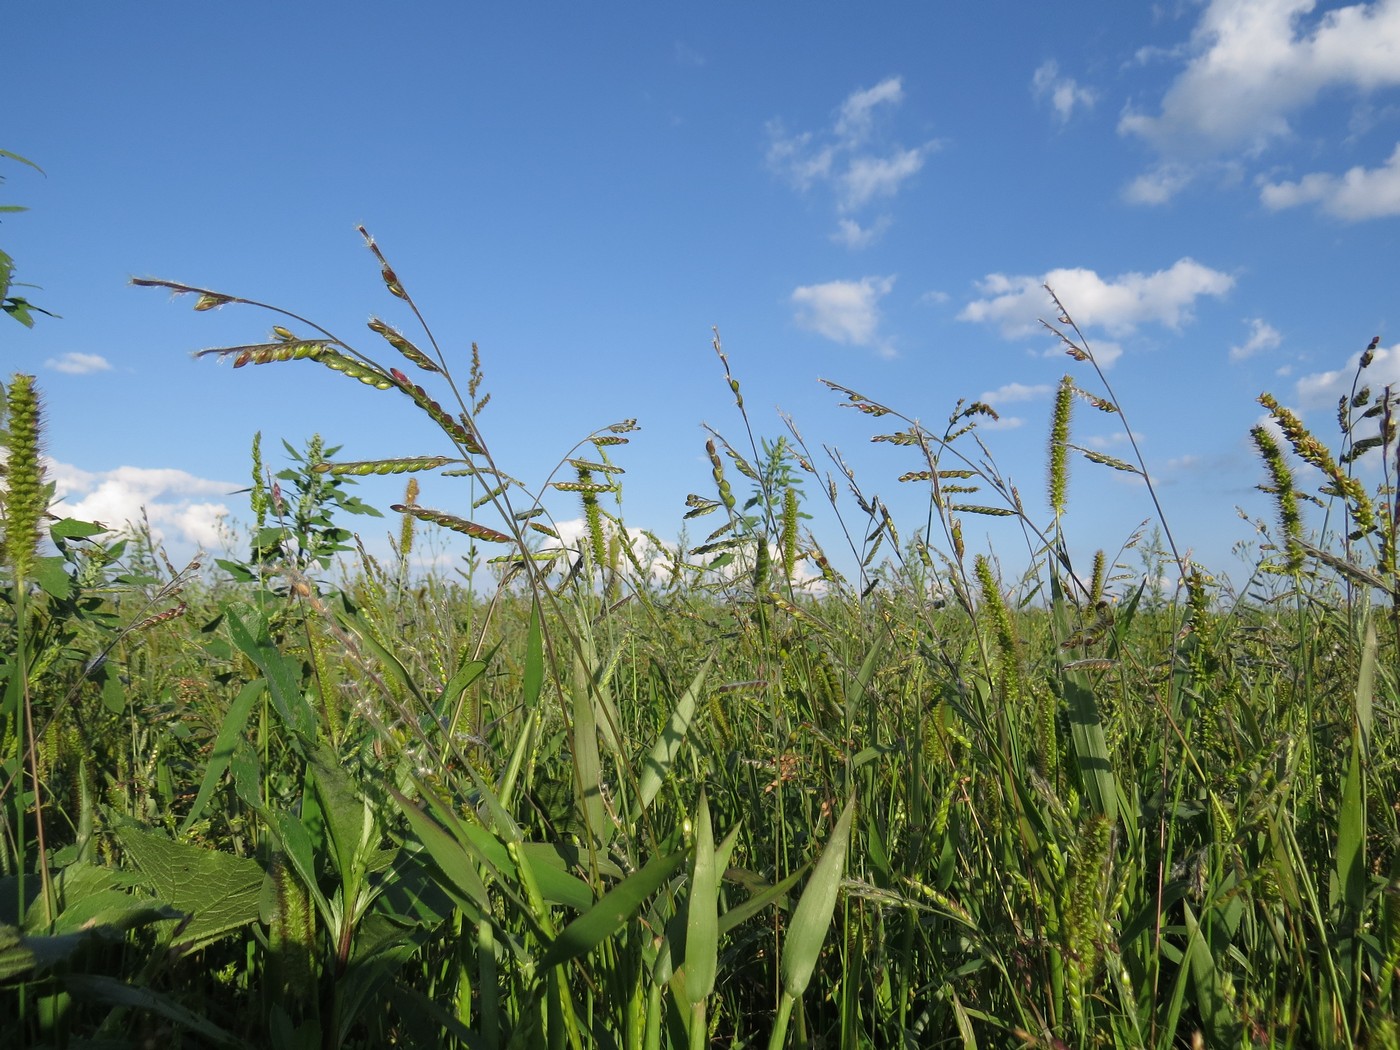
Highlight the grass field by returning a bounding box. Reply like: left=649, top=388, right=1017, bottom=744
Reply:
left=2, top=235, right=1397, bottom=1048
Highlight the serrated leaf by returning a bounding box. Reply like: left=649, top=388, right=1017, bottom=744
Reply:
left=113, top=821, right=264, bottom=952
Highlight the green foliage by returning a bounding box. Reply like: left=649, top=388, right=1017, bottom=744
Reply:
left=2, top=237, right=1395, bottom=1048
left=0, top=149, right=56, bottom=328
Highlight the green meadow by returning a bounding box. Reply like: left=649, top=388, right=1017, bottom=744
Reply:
left=2, top=234, right=1397, bottom=1049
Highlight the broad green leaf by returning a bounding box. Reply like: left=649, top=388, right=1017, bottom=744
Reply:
left=311, top=744, right=373, bottom=889
left=113, top=821, right=264, bottom=952
left=49, top=517, right=106, bottom=540
left=32, top=555, right=71, bottom=599
left=225, top=603, right=315, bottom=743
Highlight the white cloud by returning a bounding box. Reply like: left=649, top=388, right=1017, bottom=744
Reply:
left=1294, top=339, right=1400, bottom=408
left=765, top=125, right=836, bottom=191
left=980, top=381, right=1053, bottom=404
left=1076, top=338, right=1124, bottom=368
left=1119, top=0, right=1400, bottom=201
left=839, top=147, right=929, bottom=210
left=1259, top=141, right=1400, bottom=218
left=1230, top=317, right=1283, bottom=361
left=1031, top=60, right=1098, bottom=122
left=550, top=517, right=679, bottom=585
left=767, top=77, right=937, bottom=241
left=960, top=258, right=1234, bottom=339
left=1123, top=163, right=1196, bottom=204
left=46, top=352, right=113, bottom=375
left=835, top=77, right=905, bottom=140
left=980, top=415, right=1026, bottom=431
left=830, top=216, right=891, bottom=249
left=791, top=275, right=896, bottom=354
left=48, top=460, right=235, bottom=551
left=1122, top=0, right=1400, bottom=154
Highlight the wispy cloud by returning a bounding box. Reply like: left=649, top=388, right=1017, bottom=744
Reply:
left=1294, top=339, right=1400, bottom=409
left=1230, top=317, right=1282, bottom=361
left=960, top=258, right=1234, bottom=341
left=1119, top=0, right=1400, bottom=203
left=830, top=216, right=891, bottom=249
left=46, top=352, right=113, bottom=375
left=979, top=381, right=1053, bottom=404
left=1259, top=142, right=1400, bottom=219
left=1122, top=163, right=1195, bottom=205
left=673, top=41, right=705, bottom=67
left=791, top=275, right=896, bottom=356
left=49, top=461, right=235, bottom=551
left=767, top=76, right=938, bottom=242
left=1031, top=60, right=1097, bottom=122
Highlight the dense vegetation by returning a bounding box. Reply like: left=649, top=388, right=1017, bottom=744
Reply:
left=1, top=232, right=1396, bottom=1048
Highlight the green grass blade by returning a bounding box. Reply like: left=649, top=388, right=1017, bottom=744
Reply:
left=536, top=847, right=687, bottom=971
left=1337, top=734, right=1367, bottom=915
left=179, top=678, right=263, bottom=834
left=524, top=600, right=545, bottom=711
left=636, top=656, right=712, bottom=817
left=780, top=794, right=856, bottom=1000
left=571, top=650, right=609, bottom=850
left=684, top=792, right=719, bottom=1005
left=1061, top=663, right=1118, bottom=824
left=389, top=788, right=490, bottom=916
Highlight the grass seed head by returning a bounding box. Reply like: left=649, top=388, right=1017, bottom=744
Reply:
left=2, top=373, right=48, bottom=584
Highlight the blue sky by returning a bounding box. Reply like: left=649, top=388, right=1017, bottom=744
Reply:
left=6, top=2, right=1399, bottom=590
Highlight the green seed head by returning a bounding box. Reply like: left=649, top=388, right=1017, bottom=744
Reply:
left=2, top=374, right=49, bottom=584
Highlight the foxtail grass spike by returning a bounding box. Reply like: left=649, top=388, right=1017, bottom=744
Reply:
left=2, top=374, right=47, bottom=584
left=1049, top=375, right=1073, bottom=518
left=1251, top=424, right=1305, bottom=572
